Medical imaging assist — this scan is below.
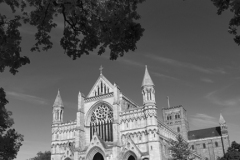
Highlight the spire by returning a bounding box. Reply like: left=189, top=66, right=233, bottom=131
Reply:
left=53, top=90, right=64, bottom=107
left=142, top=65, right=154, bottom=87
left=219, top=113, right=226, bottom=124
left=167, top=96, right=170, bottom=108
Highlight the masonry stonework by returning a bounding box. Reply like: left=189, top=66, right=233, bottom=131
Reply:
left=50, top=66, right=230, bottom=160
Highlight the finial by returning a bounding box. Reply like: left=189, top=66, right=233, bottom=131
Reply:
left=167, top=96, right=170, bottom=108
left=99, top=65, right=103, bottom=75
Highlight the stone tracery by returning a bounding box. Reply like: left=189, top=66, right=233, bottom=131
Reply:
left=90, top=104, right=113, bottom=142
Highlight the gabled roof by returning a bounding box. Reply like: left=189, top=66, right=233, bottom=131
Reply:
left=87, top=74, right=114, bottom=98
left=53, top=90, right=64, bottom=108
left=142, top=65, right=154, bottom=87
left=188, top=127, right=221, bottom=140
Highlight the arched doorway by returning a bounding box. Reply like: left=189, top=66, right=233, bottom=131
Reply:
left=93, top=152, right=104, bottom=160
left=128, top=155, right=135, bottom=160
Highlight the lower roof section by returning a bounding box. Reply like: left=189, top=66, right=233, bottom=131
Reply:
left=188, top=127, right=222, bottom=140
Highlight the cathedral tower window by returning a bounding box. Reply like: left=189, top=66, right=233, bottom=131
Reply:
left=177, top=127, right=180, bottom=132
left=60, top=110, right=63, bottom=121
left=175, top=114, right=180, bottom=119
left=167, top=115, right=172, bottom=120
left=191, top=145, right=194, bottom=150
left=149, top=89, right=152, bottom=100
left=203, top=143, right=206, bottom=149
left=90, top=104, right=113, bottom=142
left=215, top=142, right=218, bottom=147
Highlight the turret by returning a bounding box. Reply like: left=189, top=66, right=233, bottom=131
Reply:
left=113, top=83, right=120, bottom=105
left=78, top=91, right=84, bottom=111
left=219, top=113, right=230, bottom=155
left=141, top=65, right=155, bottom=106
left=75, top=91, right=85, bottom=154
left=52, top=90, right=64, bottom=124
left=219, top=113, right=228, bottom=135
left=141, top=66, right=161, bottom=160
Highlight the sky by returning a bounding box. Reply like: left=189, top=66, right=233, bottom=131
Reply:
left=1, top=0, right=240, bottom=159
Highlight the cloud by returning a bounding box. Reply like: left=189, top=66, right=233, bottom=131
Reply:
left=119, top=59, right=143, bottom=68
left=201, top=78, right=214, bottom=83
left=151, top=71, right=180, bottom=81
left=146, top=54, right=226, bottom=74
left=190, top=113, right=218, bottom=128
left=6, top=91, right=49, bottom=105
left=206, top=88, right=240, bottom=107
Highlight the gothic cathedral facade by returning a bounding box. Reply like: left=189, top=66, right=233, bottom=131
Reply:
left=51, top=66, right=230, bottom=160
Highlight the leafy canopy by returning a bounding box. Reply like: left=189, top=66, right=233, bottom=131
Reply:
left=169, top=134, right=192, bottom=160
left=212, top=0, right=240, bottom=45
left=29, top=151, right=51, bottom=160
left=0, top=0, right=145, bottom=74
left=219, top=141, right=240, bottom=160
left=0, top=88, right=24, bottom=160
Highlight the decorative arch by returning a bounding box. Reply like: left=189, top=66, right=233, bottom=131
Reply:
left=86, top=101, right=113, bottom=142
left=85, top=101, right=113, bottom=126
left=86, top=147, right=105, bottom=160
left=122, top=151, right=137, bottom=160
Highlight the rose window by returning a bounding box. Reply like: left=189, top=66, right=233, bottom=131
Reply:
left=90, top=104, right=113, bottom=142
left=91, top=104, right=113, bottom=123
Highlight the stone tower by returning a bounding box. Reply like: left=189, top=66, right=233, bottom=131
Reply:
left=219, top=113, right=230, bottom=154
left=219, top=113, right=228, bottom=135
left=52, top=90, right=64, bottom=124
left=142, top=65, right=162, bottom=160
left=162, top=103, right=189, bottom=139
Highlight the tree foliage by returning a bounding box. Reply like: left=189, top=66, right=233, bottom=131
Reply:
left=0, top=0, right=145, bottom=74
left=0, top=88, right=24, bottom=160
left=211, top=0, right=240, bottom=45
left=0, top=0, right=145, bottom=159
left=169, top=134, right=192, bottom=160
left=219, top=141, right=240, bottom=160
left=28, top=151, right=51, bottom=160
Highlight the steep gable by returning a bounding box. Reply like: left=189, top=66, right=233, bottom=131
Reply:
left=87, top=74, right=114, bottom=98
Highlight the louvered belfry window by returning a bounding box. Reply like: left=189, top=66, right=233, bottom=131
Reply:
left=90, top=104, right=113, bottom=141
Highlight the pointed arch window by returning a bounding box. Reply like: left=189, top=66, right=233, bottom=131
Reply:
left=90, top=104, right=113, bottom=142
left=177, top=127, right=180, bottom=132
left=203, top=143, right=206, bottom=149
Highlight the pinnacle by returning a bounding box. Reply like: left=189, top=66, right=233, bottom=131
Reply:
left=219, top=113, right=226, bottom=124
left=53, top=90, right=64, bottom=107
left=142, top=65, right=154, bottom=87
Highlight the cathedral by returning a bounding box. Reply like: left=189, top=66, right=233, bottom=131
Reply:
left=51, top=66, right=230, bottom=160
